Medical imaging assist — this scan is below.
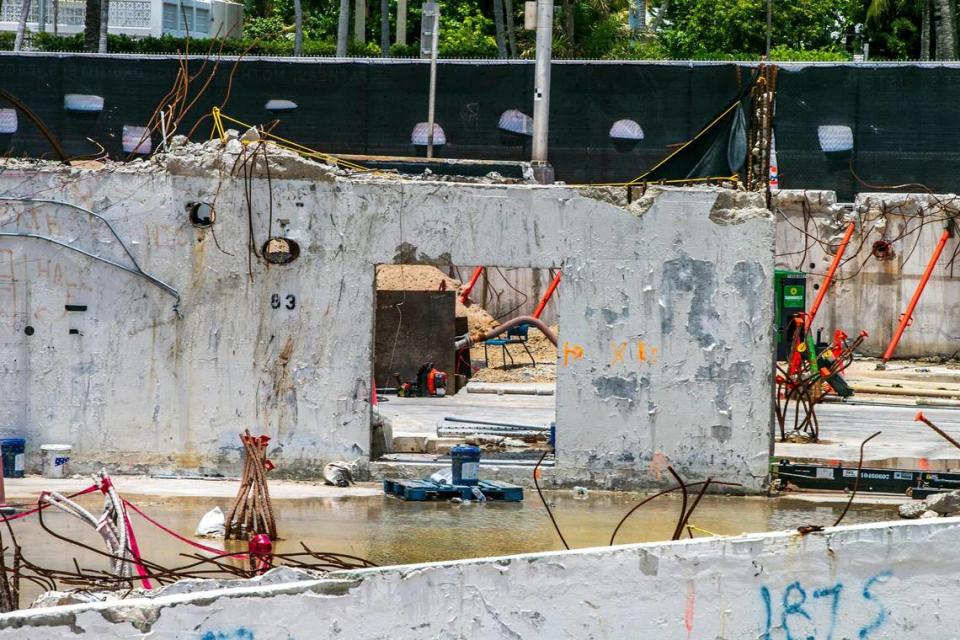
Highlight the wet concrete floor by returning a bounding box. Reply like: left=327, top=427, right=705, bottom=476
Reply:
left=5, top=491, right=897, bottom=605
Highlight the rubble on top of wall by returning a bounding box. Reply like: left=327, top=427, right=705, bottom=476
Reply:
left=0, top=131, right=535, bottom=185
left=29, top=566, right=326, bottom=609
left=574, top=184, right=771, bottom=224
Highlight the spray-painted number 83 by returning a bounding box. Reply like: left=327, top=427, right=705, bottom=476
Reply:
left=760, top=571, right=893, bottom=640
left=270, top=294, right=296, bottom=310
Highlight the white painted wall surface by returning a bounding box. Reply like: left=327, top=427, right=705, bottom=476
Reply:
left=0, top=516, right=955, bottom=639
left=775, top=190, right=960, bottom=358
left=0, top=157, right=774, bottom=489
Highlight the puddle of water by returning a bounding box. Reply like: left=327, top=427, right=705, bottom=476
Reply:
left=4, top=492, right=897, bottom=606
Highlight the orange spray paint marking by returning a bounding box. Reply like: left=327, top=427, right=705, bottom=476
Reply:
left=610, top=341, right=628, bottom=364
left=636, top=341, right=646, bottom=362
left=562, top=342, right=584, bottom=366
left=684, top=581, right=695, bottom=639
left=918, top=457, right=931, bottom=471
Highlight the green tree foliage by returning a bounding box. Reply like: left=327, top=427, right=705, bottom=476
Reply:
left=19, top=0, right=943, bottom=61
left=652, top=0, right=852, bottom=58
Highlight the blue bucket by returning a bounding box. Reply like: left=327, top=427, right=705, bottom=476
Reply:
left=0, top=438, right=25, bottom=478
left=451, top=445, right=481, bottom=486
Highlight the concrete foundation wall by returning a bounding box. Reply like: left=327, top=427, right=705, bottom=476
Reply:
left=775, top=190, right=960, bottom=358
left=1, top=517, right=956, bottom=638
left=0, top=153, right=774, bottom=489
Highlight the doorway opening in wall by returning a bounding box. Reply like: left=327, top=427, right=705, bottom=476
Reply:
left=370, top=264, right=559, bottom=467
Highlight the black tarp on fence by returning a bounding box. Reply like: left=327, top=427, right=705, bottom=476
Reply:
left=1, top=54, right=958, bottom=198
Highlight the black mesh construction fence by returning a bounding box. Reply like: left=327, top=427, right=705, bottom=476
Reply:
left=1, top=54, right=958, bottom=197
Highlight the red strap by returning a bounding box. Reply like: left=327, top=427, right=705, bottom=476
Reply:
left=123, top=500, right=247, bottom=559
left=0, top=484, right=100, bottom=522
left=120, top=508, right=153, bottom=590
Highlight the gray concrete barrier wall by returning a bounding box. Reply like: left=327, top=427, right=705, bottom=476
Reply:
left=1, top=516, right=955, bottom=638
left=0, top=149, right=774, bottom=489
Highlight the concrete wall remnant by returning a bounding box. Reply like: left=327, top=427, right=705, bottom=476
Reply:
left=1, top=516, right=956, bottom=638
left=0, top=142, right=775, bottom=489
left=775, top=190, right=960, bottom=357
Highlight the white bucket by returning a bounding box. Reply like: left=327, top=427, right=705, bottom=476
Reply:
left=40, top=444, right=72, bottom=478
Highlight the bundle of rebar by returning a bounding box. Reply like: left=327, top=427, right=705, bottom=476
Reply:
left=225, top=430, right=277, bottom=540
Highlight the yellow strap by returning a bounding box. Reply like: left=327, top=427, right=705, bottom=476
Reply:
left=686, top=523, right=720, bottom=537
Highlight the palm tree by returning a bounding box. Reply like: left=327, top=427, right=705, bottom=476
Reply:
left=336, top=0, right=350, bottom=55
left=504, top=0, right=517, bottom=56
left=98, top=0, right=109, bottom=52
left=493, top=0, right=508, bottom=57
left=354, top=0, right=366, bottom=43
left=869, top=0, right=956, bottom=59
left=293, top=0, right=303, bottom=55
left=380, top=0, right=389, bottom=56
left=84, top=0, right=100, bottom=51
left=13, top=0, right=31, bottom=51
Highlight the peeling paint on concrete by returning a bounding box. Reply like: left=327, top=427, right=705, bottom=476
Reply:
left=661, top=255, right=722, bottom=349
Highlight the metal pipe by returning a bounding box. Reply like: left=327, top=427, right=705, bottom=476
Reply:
left=531, top=0, right=553, bottom=180
left=455, top=315, right=557, bottom=350
left=458, top=265, right=484, bottom=304
left=804, top=220, right=855, bottom=334
left=882, top=227, right=951, bottom=363
left=443, top=416, right=549, bottom=431
left=532, top=269, right=561, bottom=319
left=915, top=411, right=960, bottom=451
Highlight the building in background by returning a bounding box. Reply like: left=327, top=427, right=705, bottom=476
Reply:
left=0, top=0, right=243, bottom=40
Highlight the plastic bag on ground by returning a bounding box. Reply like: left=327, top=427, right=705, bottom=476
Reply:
left=195, top=506, right=225, bottom=538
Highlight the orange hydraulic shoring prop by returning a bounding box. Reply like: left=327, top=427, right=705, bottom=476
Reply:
left=459, top=266, right=485, bottom=305
left=882, top=227, right=952, bottom=363
left=804, top=220, right=856, bottom=335
left=532, top=270, right=562, bottom=319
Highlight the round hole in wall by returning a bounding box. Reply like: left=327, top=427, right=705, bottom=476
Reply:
left=872, top=239, right=894, bottom=261
left=24, top=325, right=34, bottom=336
left=262, top=237, right=300, bottom=264
left=813, top=284, right=820, bottom=290
left=808, top=262, right=816, bottom=270
left=187, top=202, right=216, bottom=228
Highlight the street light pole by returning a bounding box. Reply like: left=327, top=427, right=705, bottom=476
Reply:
left=531, top=0, right=554, bottom=184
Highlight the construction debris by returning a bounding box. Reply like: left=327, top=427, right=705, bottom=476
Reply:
left=225, top=431, right=278, bottom=541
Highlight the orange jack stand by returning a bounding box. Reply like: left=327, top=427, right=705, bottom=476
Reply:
left=881, top=227, right=952, bottom=365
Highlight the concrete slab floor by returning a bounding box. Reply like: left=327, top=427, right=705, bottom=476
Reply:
left=2, top=476, right=384, bottom=502
left=776, top=403, right=960, bottom=466
left=378, top=390, right=555, bottom=437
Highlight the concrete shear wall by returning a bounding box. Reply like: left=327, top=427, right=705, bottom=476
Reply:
left=775, top=190, right=960, bottom=358
left=0, top=165, right=773, bottom=489
left=1, top=516, right=956, bottom=638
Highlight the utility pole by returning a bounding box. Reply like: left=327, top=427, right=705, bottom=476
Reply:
left=531, top=0, right=554, bottom=184
left=396, top=0, right=407, bottom=45
left=422, top=2, right=440, bottom=158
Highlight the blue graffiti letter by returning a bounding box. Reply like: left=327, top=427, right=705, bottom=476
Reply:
left=813, top=583, right=843, bottom=640
left=859, top=571, right=893, bottom=639
left=781, top=582, right=813, bottom=640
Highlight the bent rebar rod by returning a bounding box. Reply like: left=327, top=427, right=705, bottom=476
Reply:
left=0, top=197, right=181, bottom=315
